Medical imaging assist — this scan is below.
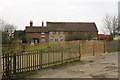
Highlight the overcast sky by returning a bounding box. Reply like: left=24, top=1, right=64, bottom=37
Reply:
left=0, top=0, right=118, bottom=34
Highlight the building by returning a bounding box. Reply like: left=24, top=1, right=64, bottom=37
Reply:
left=98, top=34, right=108, bottom=40
left=26, top=21, right=48, bottom=44
left=25, top=21, right=98, bottom=44
left=47, top=22, right=98, bottom=42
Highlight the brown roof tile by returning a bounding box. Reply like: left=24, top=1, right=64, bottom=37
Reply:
left=25, top=22, right=98, bottom=32
left=26, top=26, right=48, bottom=32
left=47, top=22, right=98, bottom=32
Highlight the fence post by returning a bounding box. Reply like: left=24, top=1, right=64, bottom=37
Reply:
left=93, top=44, right=95, bottom=56
left=40, top=53, right=42, bottom=69
left=61, top=46, right=63, bottom=64
left=5, top=54, right=9, bottom=76
left=104, top=41, right=106, bottom=53
left=79, top=41, right=81, bottom=60
left=2, top=54, right=4, bottom=76
left=13, top=53, right=16, bottom=74
left=47, top=44, right=50, bottom=66
left=81, top=41, right=83, bottom=58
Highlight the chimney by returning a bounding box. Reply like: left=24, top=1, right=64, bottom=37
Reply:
left=42, top=21, right=44, bottom=27
left=30, top=20, right=33, bottom=27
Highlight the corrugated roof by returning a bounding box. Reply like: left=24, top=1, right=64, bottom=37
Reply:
left=47, top=22, right=98, bottom=32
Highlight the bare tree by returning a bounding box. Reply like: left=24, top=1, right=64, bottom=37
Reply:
left=112, top=16, right=118, bottom=36
left=0, top=19, right=16, bottom=44
left=103, top=15, right=118, bottom=38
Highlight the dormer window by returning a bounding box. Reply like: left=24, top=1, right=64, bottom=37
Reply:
left=41, top=32, right=45, bottom=37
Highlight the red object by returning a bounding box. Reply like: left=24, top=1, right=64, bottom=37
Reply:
left=98, top=34, right=107, bottom=40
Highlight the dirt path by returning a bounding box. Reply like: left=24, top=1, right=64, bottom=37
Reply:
left=26, top=52, right=118, bottom=78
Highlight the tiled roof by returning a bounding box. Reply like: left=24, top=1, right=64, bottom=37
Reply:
left=47, top=22, right=98, bottom=32
left=26, top=26, right=48, bottom=32
left=25, top=22, right=98, bottom=32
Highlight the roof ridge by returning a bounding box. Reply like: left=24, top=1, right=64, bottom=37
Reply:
left=26, top=26, right=47, bottom=27
left=47, top=22, right=95, bottom=24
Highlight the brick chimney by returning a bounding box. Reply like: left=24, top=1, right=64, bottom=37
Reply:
left=30, top=20, right=33, bottom=27
left=42, top=21, right=44, bottom=27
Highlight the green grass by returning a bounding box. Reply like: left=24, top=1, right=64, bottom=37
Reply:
left=48, top=59, right=83, bottom=69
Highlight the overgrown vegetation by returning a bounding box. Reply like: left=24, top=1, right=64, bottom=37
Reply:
left=0, top=19, right=32, bottom=45
left=14, top=30, right=32, bottom=43
left=1, top=21, right=16, bottom=44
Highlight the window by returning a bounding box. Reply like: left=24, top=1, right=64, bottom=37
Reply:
left=85, top=33, right=87, bottom=36
left=31, top=39, right=34, bottom=44
left=55, top=32, right=58, bottom=35
left=35, top=38, right=39, bottom=43
left=50, top=38, right=53, bottom=42
left=55, top=38, right=58, bottom=42
left=41, top=32, right=45, bottom=37
left=60, top=38, right=63, bottom=42
left=60, top=32, right=63, bottom=35
left=92, top=35, right=94, bottom=37
left=41, top=39, right=45, bottom=43
left=35, top=40, right=37, bottom=43
left=31, top=38, right=39, bottom=44
left=50, top=32, right=53, bottom=35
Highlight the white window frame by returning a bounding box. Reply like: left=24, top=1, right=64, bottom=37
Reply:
left=60, top=32, right=63, bottom=35
left=41, top=32, right=45, bottom=37
left=41, top=39, right=45, bottom=43
left=35, top=39, right=38, bottom=43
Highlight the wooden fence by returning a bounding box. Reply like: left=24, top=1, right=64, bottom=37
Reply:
left=105, top=40, right=119, bottom=52
left=1, top=40, right=119, bottom=77
left=2, top=41, right=81, bottom=77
